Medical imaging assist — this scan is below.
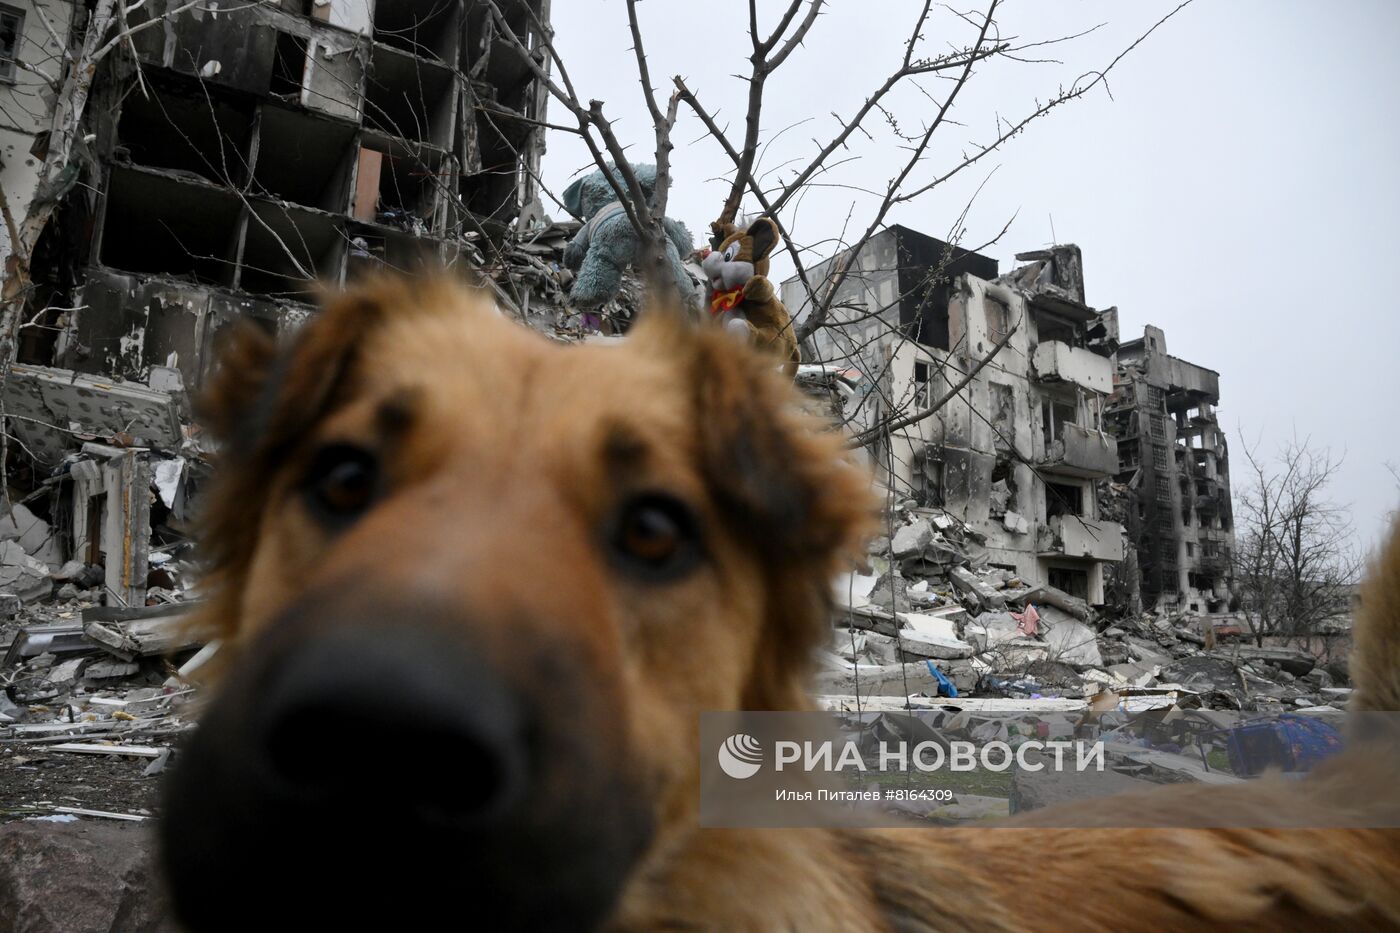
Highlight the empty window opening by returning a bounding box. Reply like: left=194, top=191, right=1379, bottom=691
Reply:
left=373, top=0, right=460, bottom=61
left=912, top=361, right=930, bottom=409
left=1036, top=313, right=1077, bottom=346
left=115, top=81, right=254, bottom=185
left=101, top=166, right=241, bottom=285
left=253, top=105, right=357, bottom=210
left=271, top=32, right=309, bottom=99
left=1047, top=567, right=1089, bottom=600
left=1042, top=399, right=1076, bottom=446
left=1044, top=481, right=1084, bottom=519
left=365, top=46, right=454, bottom=146
left=0, top=5, right=23, bottom=83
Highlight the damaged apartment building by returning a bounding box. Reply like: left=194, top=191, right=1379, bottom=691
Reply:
left=787, top=228, right=1241, bottom=615
left=0, top=0, right=550, bottom=607
left=785, top=229, right=1126, bottom=605
left=1107, top=326, right=1235, bottom=615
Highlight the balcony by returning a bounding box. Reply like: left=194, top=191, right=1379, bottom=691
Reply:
left=1038, top=516, right=1124, bottom=562
left=1040, top=422, right=1118, bottom=478
left=1031, top=340, right=1113, bottom=394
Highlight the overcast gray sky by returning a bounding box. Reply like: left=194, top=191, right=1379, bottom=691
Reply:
left=539, top=1, right=1400, bottom=551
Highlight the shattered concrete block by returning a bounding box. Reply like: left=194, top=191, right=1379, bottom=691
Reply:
left=1001, top=510, right=1030, bottom=535
left=84, top=658, right=142, bottom=682
left=52, top=559, right=86, bottom=581
left=895, top=629, right=974, bottom=660
left=0, top=540, right=53, bottom=603
left=1016, top=584, right=1089, bottom=621
left=949, top=566, right=1006, bottom=611
left=0, top=503, right=62, bottom=567
left=832, top=571, right=880, bottom=610
left=963, top=612, right=1023, bottom=652
left=891, top=520, right=934, bottom=559
left=897, top=611, right=960, bottom=643
left=45, top=656, right=87, bottom=686
left=866, top=572, right=910, bottom=613
left=1039, top=614, right=1104, bottom=669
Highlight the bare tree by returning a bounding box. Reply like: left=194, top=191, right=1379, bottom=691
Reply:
left=480, top=0, right=1197, bottom=459
left=1234, top=434, right=1361, bottom=646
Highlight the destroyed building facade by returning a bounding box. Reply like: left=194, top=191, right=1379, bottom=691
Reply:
left=785, top=230, right=1125, bottom=605
left=1107, top=325, right=1235, bottom=614
left=0, top=0, right=551, bottom=607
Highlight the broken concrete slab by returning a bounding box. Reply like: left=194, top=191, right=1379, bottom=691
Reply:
left=949, top=566, right=1006, bottom=611
left=1015, top=584, right=1089, bottom=621
left=0, top=503, right=62, bottom=568
left=891, top=520, right=933, bottom=559
left=1039, top=614, right=1104, bottom=669
left=897, top=611, right=960, bottom=643
left=4, top=364, right=184, bottom=466
left=845, top=628, right=974, bottom=662
left=82, top=604, right=199, bottom=660
left=894, top=630, right=975, bottom=660
left=0, top=540, right=53, bottom=603
left=832, top=570, right=879, bottom=609
left=963, top=612, right=1022, bottom=651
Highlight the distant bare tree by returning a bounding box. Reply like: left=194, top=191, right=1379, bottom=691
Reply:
left=1234, top=435, right=1361, bottom=646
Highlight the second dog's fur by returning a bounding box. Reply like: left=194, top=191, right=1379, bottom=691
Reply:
left=162, top=278, right=1400, bottom=931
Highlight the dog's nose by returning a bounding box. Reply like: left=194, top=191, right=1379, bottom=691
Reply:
left=256, top=623, right=526, bottom=824
left=162, top=599, right=651, bottom=932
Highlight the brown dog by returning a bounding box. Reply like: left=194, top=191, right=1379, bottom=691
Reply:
left=161, top=277, right=1400, bottom=931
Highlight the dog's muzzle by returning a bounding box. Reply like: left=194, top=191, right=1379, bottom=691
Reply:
left=160, top=594, right=651, bottom=932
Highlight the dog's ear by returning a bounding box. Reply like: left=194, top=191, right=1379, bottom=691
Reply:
left=199, top=289, right=388, bottom=463
left=198, top=320, right=278, bottom=452
left=634, top=313, right=876, bottom=707
left=195, top=284, right=395, bottom=639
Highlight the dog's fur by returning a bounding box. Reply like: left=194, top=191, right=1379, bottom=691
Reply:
left=172, top=277, right=1400, bottom=931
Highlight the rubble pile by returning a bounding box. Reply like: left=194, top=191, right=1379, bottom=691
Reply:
left=820, top=500, right=1348, bottom=718
left=488, top=219, right=653, bottom=339
left=1, top=596, right=198, bottom=822
left=0, top=366, right=203, bottom=823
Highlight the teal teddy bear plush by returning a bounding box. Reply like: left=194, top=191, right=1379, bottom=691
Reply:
left=561, top=163, right=696, bottom=308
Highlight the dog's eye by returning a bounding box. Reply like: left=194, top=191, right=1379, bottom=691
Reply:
left=303, top=444, right=379, bottom=525
left=610, top=495, right=701, bottom=581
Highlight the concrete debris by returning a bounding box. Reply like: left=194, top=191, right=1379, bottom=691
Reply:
left=0, top=540, right=53, bottom=603
left=890, top=519, right=934, bottom=559
left=830, top=502, right=1348, bottom=718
